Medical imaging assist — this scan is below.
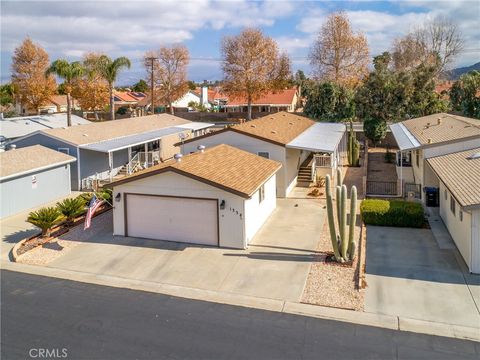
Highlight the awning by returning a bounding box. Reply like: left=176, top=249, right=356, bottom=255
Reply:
left=79, top=127, right=186, bottom=153
left=176, top=122, right=214, bottom=131
left=389, top=123, right=421, bottom=151
left=286, top=122, right=346, bottom=153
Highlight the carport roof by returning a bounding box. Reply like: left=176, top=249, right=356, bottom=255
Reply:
left=286, top=122, right=346, bottom=153
left=107, top=144, right=282, bottom=198
left=0, top=145, right=76, bottom=181
left=80, top=126, right=187, bottom=153
left=389, top=123, right=421, bottom=151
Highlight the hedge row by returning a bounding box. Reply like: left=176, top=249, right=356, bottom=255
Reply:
left=360, top=199, right=424, bottom=228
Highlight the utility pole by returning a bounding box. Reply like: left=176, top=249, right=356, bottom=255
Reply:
left=146, top=57, right=157, bottom=114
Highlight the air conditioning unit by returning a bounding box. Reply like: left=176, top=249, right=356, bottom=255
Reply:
left=407, top=191, right=416, bottom=200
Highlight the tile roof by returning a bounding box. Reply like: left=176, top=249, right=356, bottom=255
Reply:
left=41, top=114, right=191, bottom=146
left=401, top=113, right=480, bottom=146
left=0, top=145, right=76, bottom=180
left=108, top=144, right=281, bottom=198
left=427, top=147, right=480, bottom=208
left=114, top=91, right=140, bottom=102
left=226, top=88, right=298, bottom=106
left=180, top=111, right=315, bottom=147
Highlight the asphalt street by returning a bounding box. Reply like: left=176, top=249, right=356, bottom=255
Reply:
left=1, top=270, right=479, bottom=360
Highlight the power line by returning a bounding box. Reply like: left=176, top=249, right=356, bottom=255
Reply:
left=145, top=56, right=158, bottom=113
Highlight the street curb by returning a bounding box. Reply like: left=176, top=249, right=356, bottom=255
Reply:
left=2, top=261, right=479, bottom=342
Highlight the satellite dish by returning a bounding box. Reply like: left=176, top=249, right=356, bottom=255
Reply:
left=178, top=133, right=187, bottom=140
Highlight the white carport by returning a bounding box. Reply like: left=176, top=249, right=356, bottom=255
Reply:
left=286, top=122, right=347, bottom=178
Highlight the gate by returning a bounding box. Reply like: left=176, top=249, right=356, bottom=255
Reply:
left=366, top=181, right=398, bottom=196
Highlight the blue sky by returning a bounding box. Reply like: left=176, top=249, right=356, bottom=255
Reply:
left=1, top=1, right=479, bottom=85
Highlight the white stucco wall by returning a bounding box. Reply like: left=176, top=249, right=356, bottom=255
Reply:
left=471, top=209, right=480, bottom=274
left=112, top=171, right=276, bottom=249
left=172, top=91, right=201, bottom=108
left=423, top=138, right=480, bottom=159
left=243, top=175, right=276, bottom=244
left=439, top=180, right=473, bottom=271
left=182, top=131, right=290, bottom=197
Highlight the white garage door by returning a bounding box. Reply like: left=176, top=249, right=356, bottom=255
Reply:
left=126, top=194, right=218, bottom=246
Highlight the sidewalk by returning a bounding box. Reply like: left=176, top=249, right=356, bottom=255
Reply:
left=2, top=260, right=479, bottom=342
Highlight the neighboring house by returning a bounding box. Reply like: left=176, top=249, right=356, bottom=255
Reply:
left=0, top=113, right=91, bottom=143
left=107, top=144, right=281, bottom=249
left=224, top=88, right=299, bottom=113
left=11, top=114, right=214, bottom=191
left=390, top=113, right=480, bottom=200
left=426, top=148, right=480, bottom=274
left=180, top=112, right=347, bottom=197
left=0, top=145, right=76, bottom=219
left=114, top=91, right=147, bottom=111
left=16, top=95, right=80, bottom=115
left=171, top=90, right=202, bottom=110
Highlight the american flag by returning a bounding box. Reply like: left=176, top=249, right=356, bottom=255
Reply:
left=84, top=195, right=103, bottom=230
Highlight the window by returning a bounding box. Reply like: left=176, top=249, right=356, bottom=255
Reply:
left=450, top=196, right=456, bottom=215
left=259, top=185, right=265, bottom=203
left=58, top=148, right=69, bottom=155
left=459, top=210, right=463, bottom=222
left=257, top=152, right=270, bottom=159
left=415, top=150, right=420, bottom=168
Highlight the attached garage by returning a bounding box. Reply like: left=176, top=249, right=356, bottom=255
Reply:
left=108, top=144, right=281, bottom=249
left=125, top=194, right=218, bottom=246
left=0, top=145, right=76, bottom=219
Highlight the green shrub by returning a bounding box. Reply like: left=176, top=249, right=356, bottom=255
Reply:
left=57, top=197, right=86, bottom=224
left=27, top=207, right=65, bottom=238
left=77, top=192, right=94, bottom=206
left=360, top=199, right=424, bottom=228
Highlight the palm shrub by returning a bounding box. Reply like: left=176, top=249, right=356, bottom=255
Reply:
left=77, top=192, right=93, bottom=206
left=57, top=198, right=86, bottom=225
left=27, top=207, right=65, bottom=238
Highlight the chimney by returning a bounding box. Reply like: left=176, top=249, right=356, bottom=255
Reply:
left=174, top=153, right=183, bottom=162
left=197, top=145, right=205, bottom=153
left=200, top=80, right=208, bottom=106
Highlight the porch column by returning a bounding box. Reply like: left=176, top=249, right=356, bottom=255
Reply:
left=400, top=150, right=403, bottom=197
left=128, top=147, right=132, bottom=162
left=108, top=151, right=113, bottom=182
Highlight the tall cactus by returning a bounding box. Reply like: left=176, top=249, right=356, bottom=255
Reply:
left=347, top=120, right=360, bottom=167
left=325, top=174, right=358, bottom=263
left=325, top=175, right=341, bottom=261
left=336, top=168, right=342, bottom=187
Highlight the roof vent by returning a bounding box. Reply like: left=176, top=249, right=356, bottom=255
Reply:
left=174, top=153, right=183, bottom=162
left=289, top=122, right=294, bottom=125
left=250, top=125, right=256, bottom=128
left=197, top=145, right=205, bottom=153
left=25, top=121, right=30, bottom=125
left=427, top=138, right=432, bottom=144
left=437, top=118, right=442, bottom=125
left=8, top=144, right=16, bottom=151
left=467, top=152, right=480, bottom=160
left=83, top=134, right=88, bottom=137
left=426, top=122, right=430, bottom=126
left=271, top=130, right=277, bottom=134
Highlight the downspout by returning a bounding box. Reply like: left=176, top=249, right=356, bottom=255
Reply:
left=76, top=147, right=81, bottom=191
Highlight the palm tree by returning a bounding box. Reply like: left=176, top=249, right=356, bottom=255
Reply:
left=46, top=60, right=84, bottom=126
left=27, top=207, right=65, bottom=238
left=97, top=55, right=131, bottom=120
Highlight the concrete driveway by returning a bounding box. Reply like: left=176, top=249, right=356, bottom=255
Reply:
left=43, top=198, right=325, bottom=302
left=365, top=226, right=480, bottom=328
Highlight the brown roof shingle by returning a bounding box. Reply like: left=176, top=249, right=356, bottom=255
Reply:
left=42, top=114, right=191, bottom=146
left=402, top=113, right=480, bottom=146
left=427, top=147, right=480, bottom=208
left=108, top=144, right=282, bottom=198
left=0, top=145, right=76, bottom=180
left=181, top=111, right=315, bottom=147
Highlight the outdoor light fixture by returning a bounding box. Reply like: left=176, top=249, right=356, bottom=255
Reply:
left=115, top=193, right=121, bottom=202
left=220, top=200, right=226, bottom=210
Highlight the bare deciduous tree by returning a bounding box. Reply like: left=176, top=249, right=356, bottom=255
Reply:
left=393, top=16, right=464, bottom=75
left=221, top=28, right=292, bottom=120
left=11, top=38, right=56, bottom=114
left=145, top=45, right=189, bottom=115
left=309, top=12, right=369, bottom=88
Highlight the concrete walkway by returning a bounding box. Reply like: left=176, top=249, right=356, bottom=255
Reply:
left=32, top=198, right=325, bottom=302
left=365, top=225, right=480, bottom=328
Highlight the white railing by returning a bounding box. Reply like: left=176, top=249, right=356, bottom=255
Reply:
left=126, top=151, right=160, bottom=175
left=314, top=154, right=331, bottom=168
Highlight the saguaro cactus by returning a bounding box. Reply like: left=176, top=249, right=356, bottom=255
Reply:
left=347, top=121, right=360, bottom=167
left=325, top=174, right=358, bottom=263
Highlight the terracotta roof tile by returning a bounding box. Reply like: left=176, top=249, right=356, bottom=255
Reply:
left=0, top=145, right=76, bottom=179
left=226, top=88, right=298, bottom=106
left=402, top=113, right=480, bottom=146
left=108, top=144, right=281, bottom=198
left=427, top=147, right=480, bottom=208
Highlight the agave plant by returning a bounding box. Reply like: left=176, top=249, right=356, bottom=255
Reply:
left=27, top=207, right=65, bottom=238
left=57, top=197, right=86, bottom=225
